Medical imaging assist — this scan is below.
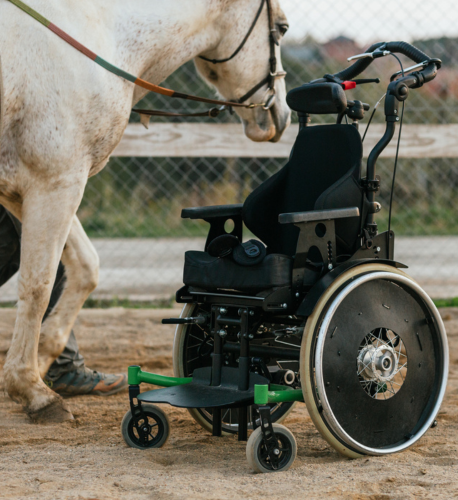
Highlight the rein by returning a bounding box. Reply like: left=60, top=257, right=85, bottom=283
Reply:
left=8, top=0, right=285, bottom=121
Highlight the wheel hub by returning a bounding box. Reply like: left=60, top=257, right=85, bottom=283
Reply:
left=357, top=344, right=398, bottom=382
left=356, top=328, right=408, bottom=400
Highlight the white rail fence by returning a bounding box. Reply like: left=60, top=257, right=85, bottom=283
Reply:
left=1, top=122, right=458, bottom=303
left=115, top=123, right=458, bottom=159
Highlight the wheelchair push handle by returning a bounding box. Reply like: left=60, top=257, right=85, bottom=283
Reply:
left=333, top=40, right=441, bottom=87
left=333, top=42, right=386, bottom=82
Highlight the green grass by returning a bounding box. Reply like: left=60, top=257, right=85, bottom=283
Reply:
left=0, top=296, right=456, bottom=309
left=0, top=297, right=176, bottom=309
left=433, top=297, right=458, bottom=308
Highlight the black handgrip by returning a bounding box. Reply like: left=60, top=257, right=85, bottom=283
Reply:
left=333, top=41, right=435, bottom=83
left=384, top=41, right=430, bottom=65
left=396, top=63, right=439, bottom=90
left=333, top=42, right=386, bottom=81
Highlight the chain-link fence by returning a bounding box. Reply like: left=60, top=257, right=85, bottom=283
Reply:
left=2, top=0, right=457, bottom=302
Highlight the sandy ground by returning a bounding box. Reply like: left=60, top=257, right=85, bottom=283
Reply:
left=1, top=307, right=458, bottom=500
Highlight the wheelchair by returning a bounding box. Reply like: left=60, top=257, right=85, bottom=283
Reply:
left=121, top=41, right=448, bottom=473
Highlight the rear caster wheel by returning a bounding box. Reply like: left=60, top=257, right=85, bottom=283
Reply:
left=301, top=264, right=448, bottom=457
left=246, top=424, right=297, bottom=473
left=121, top=404, right=170, bottom=450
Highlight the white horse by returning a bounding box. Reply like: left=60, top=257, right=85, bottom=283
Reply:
left=0, top=0, right=290, bottom=422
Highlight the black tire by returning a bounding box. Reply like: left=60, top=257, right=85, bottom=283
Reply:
left=121, top=404, right=170, bottom=450
left=246, top=424, right=297, bottom=473
left=173, top=303, right=299, bottom=434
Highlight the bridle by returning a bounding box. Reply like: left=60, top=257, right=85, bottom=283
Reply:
left=199, top=0, right=286, bottom=111
left=7, top=0, right=286, bottom=120
left=133, top=0, right=287, bottom=121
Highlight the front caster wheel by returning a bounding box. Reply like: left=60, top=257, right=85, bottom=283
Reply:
left=121, top=403, right=170, bottom=450
left=246, top=424, right=297, bottom=473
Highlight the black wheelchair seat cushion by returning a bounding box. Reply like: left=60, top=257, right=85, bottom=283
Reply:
left=232, top=239, right=266, bottom=266
left=183, top=251, right=292, bottom=292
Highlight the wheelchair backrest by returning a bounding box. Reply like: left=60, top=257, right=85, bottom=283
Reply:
left=243, top=124, right=363, bottom=258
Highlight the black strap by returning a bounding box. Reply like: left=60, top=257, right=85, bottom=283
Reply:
left=237, top=76, right=270, bottom=104
left=132, top=106, right=227, bottom=119
left=199, top=0, right=266, bottom=65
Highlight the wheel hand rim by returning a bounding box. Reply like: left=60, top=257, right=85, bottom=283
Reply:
left=314, top=271, right=448, bottom=456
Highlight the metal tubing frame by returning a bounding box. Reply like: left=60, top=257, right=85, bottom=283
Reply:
left=237, top=309, right=250, bottom=441
left=223, top=342, right=300, bottom=360
left=365, top=121, right=396, bottom=233
left=128, top=365, right=192, bottom=387
left=254, top=384, right=304, bottom=405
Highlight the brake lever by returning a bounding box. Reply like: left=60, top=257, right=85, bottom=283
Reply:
left=347, top=50, right=390, bottom=62
left=390, top=59, right=442, bottom=81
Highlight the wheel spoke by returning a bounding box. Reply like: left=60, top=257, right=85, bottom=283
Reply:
left=186, top=356, right=202, bottom=364
left=274, top=338, right=301, bottom=349
left=186, top=343, right=202, bottom=349
left=358, top=328, right=408, bottom=400
left=188, top=333, right=205, bottom=343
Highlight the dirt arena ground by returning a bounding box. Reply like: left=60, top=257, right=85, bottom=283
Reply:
left=1, top=307, right=457, bottom=500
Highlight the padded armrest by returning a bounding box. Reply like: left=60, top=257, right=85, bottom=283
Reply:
left=181, top=204, right=243, bottom=220
left=279, top=207, right=360, bottom=224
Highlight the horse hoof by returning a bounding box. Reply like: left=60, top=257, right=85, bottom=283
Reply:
left=25, top=397, right=74, bottom=423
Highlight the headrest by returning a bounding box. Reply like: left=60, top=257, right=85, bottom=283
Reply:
left=286, top=82, right=347, bottom=115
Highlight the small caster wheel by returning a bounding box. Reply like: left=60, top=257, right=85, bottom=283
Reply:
left=246, top=424, right=297, bottom=473
left=121, top=403, right=170, bottom=450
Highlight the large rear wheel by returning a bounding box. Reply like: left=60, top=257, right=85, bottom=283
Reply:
left=301, top=264, right=448, bottom=457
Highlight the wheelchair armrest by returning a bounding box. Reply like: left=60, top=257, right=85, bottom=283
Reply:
left=279, top=207, right=360, bottom=224
left=181, top=204, right=243, bottom=220
left=181, top=204, right=243, bottom=251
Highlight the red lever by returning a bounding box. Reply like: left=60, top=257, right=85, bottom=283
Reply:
left=342, top=81, right=357, bottom=90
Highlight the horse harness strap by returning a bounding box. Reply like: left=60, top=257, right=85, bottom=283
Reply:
left=199, top=0, right=285, bottom=109
left=131, top=106, right=231, bottom=128
left=199, top=0, right=266, bottom=65
left=8, top=0, right=286, bottom=119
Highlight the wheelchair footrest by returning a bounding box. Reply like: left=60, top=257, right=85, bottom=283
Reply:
left=137, top=367, right=269, bottom=409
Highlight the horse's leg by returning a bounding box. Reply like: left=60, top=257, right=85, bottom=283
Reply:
left=37, top=216, right=99, bottom=377
left=3, top=183, right=85, bottom=422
